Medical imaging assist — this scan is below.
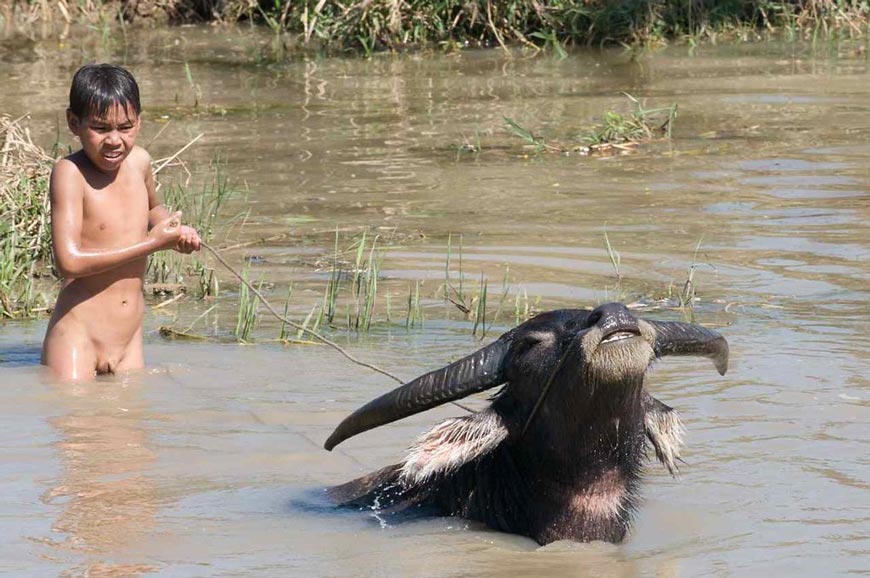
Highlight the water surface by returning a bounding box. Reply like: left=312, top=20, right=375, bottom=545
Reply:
left=0, top=27, right=868, bottom=577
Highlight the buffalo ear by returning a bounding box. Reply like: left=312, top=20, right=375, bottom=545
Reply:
left=399, top=409, right=509, bottom=486
left=643, top=393, right=685, bottom=475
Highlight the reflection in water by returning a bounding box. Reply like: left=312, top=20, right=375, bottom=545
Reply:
left=43, top=375, right=160, bottom=577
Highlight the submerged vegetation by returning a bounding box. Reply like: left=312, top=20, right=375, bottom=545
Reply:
left=502, top=94, right=677, bottom=156
left=2, top=1, right=868, bottom=53
left=168, top=228, right=542, bottom=343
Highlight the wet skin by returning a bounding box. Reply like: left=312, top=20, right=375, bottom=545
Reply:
left=42, top=103, right=200, bottom=381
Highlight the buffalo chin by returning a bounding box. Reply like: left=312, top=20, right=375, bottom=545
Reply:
left=581, top=319, right=656, bottom=384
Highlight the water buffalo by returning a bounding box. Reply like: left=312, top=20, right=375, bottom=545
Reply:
left=324, top=303, right=728, bottom=544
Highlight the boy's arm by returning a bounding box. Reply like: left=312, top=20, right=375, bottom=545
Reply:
left=50, top=159, right=182, bottom=279
left=146, top=148, right=172, bottom=225
left=145, top=151, right=201, bottom=254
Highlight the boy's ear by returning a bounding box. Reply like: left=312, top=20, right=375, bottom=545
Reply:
left=66, top=109, right=80, bottom=134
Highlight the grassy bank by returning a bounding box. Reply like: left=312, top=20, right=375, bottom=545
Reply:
left=0, top=115, right=55, bottom=319
left=3, top=1, right=868, bottom=52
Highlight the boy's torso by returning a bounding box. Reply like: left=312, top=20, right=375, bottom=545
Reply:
left=51, top=149, right=151, bottom=351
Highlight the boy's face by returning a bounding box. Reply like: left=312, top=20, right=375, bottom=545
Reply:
left=67, top=102, right=140, bottom=174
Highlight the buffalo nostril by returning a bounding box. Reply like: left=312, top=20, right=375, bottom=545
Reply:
left=588, top=302, right=631, bottom=328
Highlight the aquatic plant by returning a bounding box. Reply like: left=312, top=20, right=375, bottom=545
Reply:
left=603, top=225, right=622, bottom=283
left=347, top=230, right=382, bottom=331
left=233, top=264, right=261, bottom=342
left=148, top=153, right=240, bottom=298
left=442, top=233, right=468, bottom=310
left=581, top=95, right=677, bottom=147
left=440, top=234, right=517, bottom=336
left=406, top=280, right=424, bottom=329
left=677, top=238, right=718, bottom=321
left=503, top=95, right=677, bottom=156
left=503, top=117, right=552, bottom=154
left=316, top=228, right=385, bottom=332
left=277, top=284, right=294, bottom=341
left=472, top=272, right=488, bottom=338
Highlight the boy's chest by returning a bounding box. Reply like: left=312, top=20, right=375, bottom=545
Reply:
left=80, top=167, right=150, bottom=246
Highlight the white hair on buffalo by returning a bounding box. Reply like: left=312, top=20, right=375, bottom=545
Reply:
left=644, top=405, right=685, bottom=475
left=399, top=410, right=509, bottom=486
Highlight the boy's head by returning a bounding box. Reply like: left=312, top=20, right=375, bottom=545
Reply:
left=69, top=63, right=141, bottom=120
left=67, top=64, right=142, bottom=174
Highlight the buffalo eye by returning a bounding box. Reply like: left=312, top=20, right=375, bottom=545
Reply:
left=513, top=330, right=555, bottom=359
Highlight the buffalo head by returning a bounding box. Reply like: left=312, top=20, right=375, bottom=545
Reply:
left=325, top=303, right=728, bottom=544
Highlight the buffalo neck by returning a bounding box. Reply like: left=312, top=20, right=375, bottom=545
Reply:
left=511, top=373, right=648, bottom=484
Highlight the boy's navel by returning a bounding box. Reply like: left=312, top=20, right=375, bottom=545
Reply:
left=99, top=223, right=106, bottom=230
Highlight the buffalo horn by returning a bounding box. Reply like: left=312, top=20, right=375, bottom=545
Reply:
left=324, top=338, right=510, bottom=450
left=648, top=321, right=729, bottom=375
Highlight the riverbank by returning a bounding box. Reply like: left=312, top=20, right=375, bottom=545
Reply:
left=0, top=115, right=54, bottom=319
left=3, top=1, right=869, bottom=54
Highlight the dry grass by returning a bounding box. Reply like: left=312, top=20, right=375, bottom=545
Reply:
left=2, top=1, right=867, bottom=52
left=0, top=114, right=56, bottom=318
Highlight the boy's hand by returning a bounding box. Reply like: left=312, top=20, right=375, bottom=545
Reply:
left=175, top=225, right=201, bottom=254
left=149, top=211, right=183, bottom=249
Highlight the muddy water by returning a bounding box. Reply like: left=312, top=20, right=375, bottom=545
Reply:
left=1, top=26, right=868, bottom=577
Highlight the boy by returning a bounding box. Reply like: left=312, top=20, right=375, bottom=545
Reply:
left=42, top=63, right=201, bottom=381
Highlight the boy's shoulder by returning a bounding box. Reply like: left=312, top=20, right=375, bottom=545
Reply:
left=51, top=152, right=86, bottom=186
left=126, top=145, right=152, bottom=171
left=128, top=144, right=152, bottom=163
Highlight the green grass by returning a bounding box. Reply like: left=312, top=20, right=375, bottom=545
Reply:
left=676, top=237, right=719, bottom=321
left=406, top=280, right=424, bottom=329
left=503, top=94, right=678, bottom=156
left=6, top=1, right=870, bottom=55
left=604, top=225, right=622, bottom=283
left=159, top=224, right=725, bottom=345
left=316, top=228, right=385, bottom=332
left=0, top=115, right=55, bottom=319
left=277, top=284, right=294, bottom=341
left=148, top=153, right=240, bottom=298
left=581, top=95, right=678, bottom=146
left=233, top=265, right=261, bottom=342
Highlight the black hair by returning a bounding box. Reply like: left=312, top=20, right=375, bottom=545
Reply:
left=68, top=63, right=141, bottom=120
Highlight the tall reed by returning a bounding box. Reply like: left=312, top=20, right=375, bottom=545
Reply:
left=0, top=115, right=55, bottom=319
left=234, top=265, right=261, bottom=342
left=406, top=280, right=423, bottom=329
left=149, top=154, right=238, bottom=297
left=11, top=1, right=867, bottom=55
